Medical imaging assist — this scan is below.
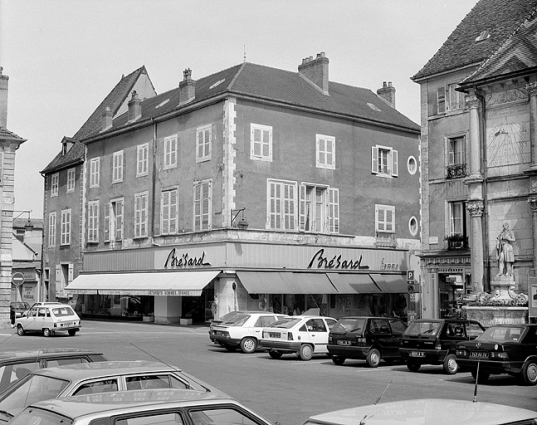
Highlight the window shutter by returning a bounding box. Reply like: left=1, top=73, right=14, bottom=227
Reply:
left=170, top=190, right=177, bottom=233
left=299, top=184, right=306, bottom=231
left=117, top=201, right=123, bottom=240
left=104, top=203, right=110, bottom=242
left=55, top=265, right=61, bottom=290
left=328, top=188, right=339, bottom=233
left=371, top=146, right=379, bottom=173
left=437, top=86, right=446, bottom=114
left=392, top=150, right=398, bottom=176
left=262, top=129, right=270, bottom=158
left=68, top=264, right=73, bottom=284
left=386, top=208, right=394, bottom=232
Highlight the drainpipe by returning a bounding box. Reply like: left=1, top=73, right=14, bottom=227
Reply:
left=151, top=118, right=157, bottom=239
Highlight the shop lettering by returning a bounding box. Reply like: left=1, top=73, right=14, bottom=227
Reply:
left=164, top=249, right=211, bottom=268
left=307, top=249, right=369, bottom=270
left=380, top=259, right=399, bottom=271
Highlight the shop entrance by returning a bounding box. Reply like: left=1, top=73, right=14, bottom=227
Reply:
left=182, top=284, right=214, bottom=324
left=439, top=273, right=464, bottom=318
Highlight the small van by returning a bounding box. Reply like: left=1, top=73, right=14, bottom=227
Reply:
left=15, top=304, right=81, bottom=337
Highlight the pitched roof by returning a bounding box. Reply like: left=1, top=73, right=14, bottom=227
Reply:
left=461, top=12, right=537, bottom=84
left=87, top=61, right=419, bottom=140
left=412, top=0, right=537, bottom=81
left=41, top=66, right=148, bottom=174
left=0, top=126, right=26, bottom=142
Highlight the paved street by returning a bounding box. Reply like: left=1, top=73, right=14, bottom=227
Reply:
left=1, top=320, right=535, bottom=424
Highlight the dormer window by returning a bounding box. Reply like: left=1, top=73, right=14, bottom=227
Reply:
left=475, top=30, right=490, bottom=42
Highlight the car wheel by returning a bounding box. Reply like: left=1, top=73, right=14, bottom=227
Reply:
left=299, top=344, right=313, bottom=361
left=521, top=361, right=537, bottom=386
left=407, top=362, right=421, bottom=372
left=332, top=356, right=345, bottom=366
left=443, top=354, right=458, bottom=375
left=240, top=337, right=257, bottom=353
left=269, top=350, right=283, bottom=359
left=16, top=325, right=24, bottom=336
left=366, top=348, right=381, bottom=368
left=68, top=329, right=77, bottom=336
left=43, top=328, right=52, bottom=337
left=471, top=369, right=490, bottom=383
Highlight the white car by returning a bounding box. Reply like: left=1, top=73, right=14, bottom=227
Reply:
left=15, top=304, right=81, bottom=337
left=260, top=315, right=338, bottom=360
left=211, top=312, right=288, bottom=353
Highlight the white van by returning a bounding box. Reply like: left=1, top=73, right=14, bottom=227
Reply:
left=15, top=304, right=81, bottom=337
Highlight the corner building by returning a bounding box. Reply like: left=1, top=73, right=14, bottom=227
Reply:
left=52, top=54, right=420, bottom=324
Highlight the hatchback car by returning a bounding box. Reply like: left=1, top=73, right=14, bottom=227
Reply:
left=260, top=315, right=337, bottom=360
left=209, top=311, right=256, bottom=343
left=456, top=324, right=537, bottom=385
left=303, top=398, right=537, bottom=425
left=10, top=388, right=273, bottom=425
left=400, top=318, right=485, bottom=374
left=0, top=360, right=228, bottom=422
left=327, top=316, right=407, bottom=367
left=0, top=349, right=106, bottom=394
left=211, top=312, right=288, bottom=353
left=15, top=303, right=81, bottom=337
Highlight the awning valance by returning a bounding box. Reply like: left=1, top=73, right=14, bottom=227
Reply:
left=326, top=273, right=381, bottom=294
left=369, top=274, right=407, bottom=293
left=65, top=270, right=220, bottom=296
left=236, top=271, right=300, bottom=294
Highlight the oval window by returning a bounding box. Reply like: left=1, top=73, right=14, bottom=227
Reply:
left=407, top=156, right=417, bottom=175
left=409, top=216, right=419, bottom=236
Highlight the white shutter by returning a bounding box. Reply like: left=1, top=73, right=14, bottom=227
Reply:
left=371, top=146, right=379, bottom=173
left=104, top=203, right=110, bottom=242
left=299, top=185, right=306, bottom=231
left=437, top=86, right=446, bottom=114
left=68, top=264, right=74, bottom=284
left=392, top=150, right=398, bottom=176
left=328, top=188, right=339, bottom=233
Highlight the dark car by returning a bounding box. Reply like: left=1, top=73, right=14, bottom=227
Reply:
left=456, top=324, right=537, bottom=385
left=9, top=302, right=30, bottom=324
left=0, top=349, right=106, bottom=394
left=327, top=316, right=407, bottom=367
left=399, top=318, right=485, bottom=374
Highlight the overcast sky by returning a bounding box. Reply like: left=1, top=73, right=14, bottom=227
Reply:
left=0, top=0, right=480, bottom=219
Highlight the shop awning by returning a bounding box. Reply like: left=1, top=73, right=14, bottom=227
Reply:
left=65, top=270, right=220, bottom=296
left=236, top=271, right=300, bottom=294
left=288, top=273, right=338, bottom=294
left=327, top=273, right=382, bottom=294
left=369, top=274, right=407, bottom=293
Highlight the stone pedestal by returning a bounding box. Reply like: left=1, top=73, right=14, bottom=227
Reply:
left=464, top=306, right=528, bottom=327
left=491, top=275, right=515, bottom=300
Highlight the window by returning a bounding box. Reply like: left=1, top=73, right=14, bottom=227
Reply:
left=299, top=184, right=339, bottom=233
left=48, top=212, right=56, bottom=247
left=448, top=136, right=465, bottom=165
left=88, top=201, right=99, bottom=243
left=112, top=150, right=124, bottom=183
left=104, top=198, right=124, bottom=242
left=409, top=216, right=418, bottom=236
left=437, top=86, right=446, bottom=114
left=193, top=180, right=212, bottom=231
left=51, top=173, right=59, bottom=197
left=89, top=157, right=100, bottom=187
left=448, top=83, right=466, bottom=111
left=161, top=188, right=178, bottom=235
left=60, top=209, right=71, bottom=245
left=316, top=134, right=335, bottom=169
left=371, top=146, right=398, bottom=177
left=267, top=179, right=297, bottom=231
left=250, top=124, right=272, bottom=161
left=137, top=143, right=149, bottom=177
left=163, top=135, right=177, bottom=169
left=196, top=125, right=211, bottom=162
left=407, top=156, right=417, bottom=175
left=375, top=204, right=395, bottom=233
left=67, top=168, right=75, bottom=192
left=134, top=192, right=148, bottom=238
left=449, top=201, right=466, bottom=236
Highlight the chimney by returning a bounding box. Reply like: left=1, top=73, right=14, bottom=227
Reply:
left=102, top=106, right=113, bottom=131
left=298, top=52, right=329, bottom=95
left=128, top=91, right=142, bottom=122
left=0, top=67, right=9, bottom=128
left=377, top=81, right=396, bottom=108
left=179, top=68, right=196, bottom=105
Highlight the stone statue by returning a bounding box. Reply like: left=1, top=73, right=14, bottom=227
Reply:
left=496, top=222, right=515, bottom=276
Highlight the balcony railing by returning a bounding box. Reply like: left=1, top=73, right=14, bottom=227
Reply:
left=375, top=232, right=397, bottom=249
left=446, top=163, right=467, bottom=179
left=444, top=234, right=469, bottom=250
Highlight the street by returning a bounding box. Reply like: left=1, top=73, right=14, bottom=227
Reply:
left=1, top=320, right=536, bottom=425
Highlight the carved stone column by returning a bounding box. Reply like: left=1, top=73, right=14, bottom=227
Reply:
left=527, top=82, right=537, bottom=171
left=467, top=200, right=484, bottom=293
left=466, top=94, right=483, bottom=181
left=529, top=196, right=537, bottom=271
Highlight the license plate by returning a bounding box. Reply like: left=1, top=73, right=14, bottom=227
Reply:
left=470, top=352, right=489, bottom=358
left=269, top=333, right=281, bottom=338
left=337, top=340, right=351, bottom=345
left=410, top=351, right=425, bottom=357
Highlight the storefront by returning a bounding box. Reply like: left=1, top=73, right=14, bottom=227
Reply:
left=11, top=269, right=39, bottom=305
left=66, top=242, right=413, bottom=324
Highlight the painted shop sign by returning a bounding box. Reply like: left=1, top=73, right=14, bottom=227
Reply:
left=164, top=248, right=211, bottom=269
left=307, top=249, right=370, bottom=270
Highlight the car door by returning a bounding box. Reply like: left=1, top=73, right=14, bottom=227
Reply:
left=253, top=315, right=280, bottom=338
left=369, top=319, right=393, bottom=356
left=304, top=318, right=329, bottom=352
left=21, top=307, right=39, bottom=332
left=387, top=318, right=407, bottom=357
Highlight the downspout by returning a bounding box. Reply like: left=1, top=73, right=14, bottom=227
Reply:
left=151, top=118, right=157, bottom=240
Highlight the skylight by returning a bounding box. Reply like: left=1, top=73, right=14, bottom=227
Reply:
left=210, top=79, right=225, bottom=90
left=367, top=103, right=381, bottom=112
left=475, top=30, right=490, bottom=42
left=155, top=99, right=170, bottom=109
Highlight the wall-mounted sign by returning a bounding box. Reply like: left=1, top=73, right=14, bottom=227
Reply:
left=307, top=249, right=369, bottom=270
left=164, top=249, right=211, bottom=269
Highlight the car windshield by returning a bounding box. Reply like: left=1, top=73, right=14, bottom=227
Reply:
left=51, top=306, right=75, bottom=317
left=224, top=314, right=251, bottom=326
left=332, top=318, right=366, bottom=334
left=0, top=374, right=69, bottom=418
left=269, top=318, right=300, bottom=329
left=478, top=326, right=525, bottom=343
left=215, top=311, right=240, bottom=323
left=9, top=408, right=74, bottom=425
left=405, top=321, right=441, bottom=336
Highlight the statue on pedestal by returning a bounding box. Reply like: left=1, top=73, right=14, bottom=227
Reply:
left=496, top=222, right=515, bottom=276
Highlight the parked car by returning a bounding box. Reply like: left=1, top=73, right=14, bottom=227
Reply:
left=0, top=360, right=228, bottom=423
left=456, top=324, right=537, bottom=385
left=14, top=303, right=81, bottom=337
left=303, top=398, right=537, bottom=425
left=8, top=302, right=30, bottom=323
left=400, top=318, right=485, bottom=374
left=211, top=312, right=288, bottom=353
left=260, top=315, right=337, bottom=360
left=0, top=349, right=106, bottom=394
left=209, top=311, right=256, bottom=343
left=9, top=388, right=273, bottom=425
left=327, top=316, right=407, bottom=367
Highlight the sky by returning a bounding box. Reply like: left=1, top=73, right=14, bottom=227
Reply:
left=0, top=0, right=480, bottom=219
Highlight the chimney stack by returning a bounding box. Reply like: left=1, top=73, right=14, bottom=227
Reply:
left=128, top=91, right=142, bottom=122
left=179, top=68, right=196, bottom=105
left=377, top=81, right=396, bottom=108
left=298, top=52, right=329, bottom=95
left=0, top=67, right=9, bottom=128
left=102, top=106, right=113, bottom=131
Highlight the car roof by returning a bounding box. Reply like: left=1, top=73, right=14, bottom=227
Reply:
left=409, top=319, right=471, bottom=324
left=305, top=399, right=537, bottom=425
left=338, top=316, right=400, bottom=320
left=0, top=349, right=103, bottom=362
left=24, top=389, right=233, bottom=419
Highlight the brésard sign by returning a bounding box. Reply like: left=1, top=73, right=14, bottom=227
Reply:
left=164, top=249, right=211, bottom=269
left=307, top=249, right=370, bottom=270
